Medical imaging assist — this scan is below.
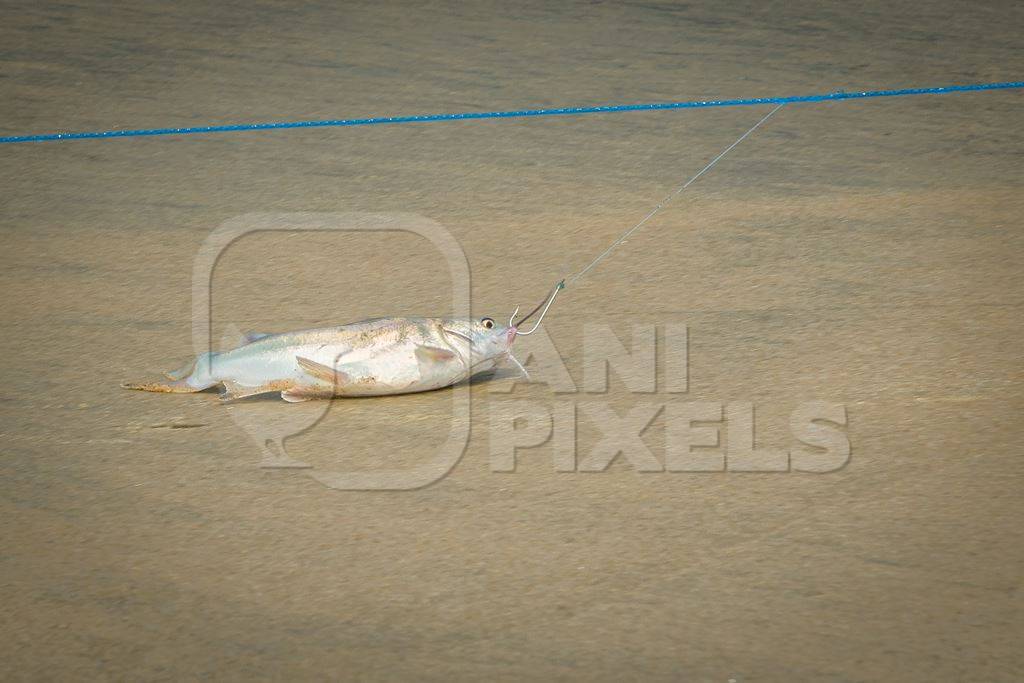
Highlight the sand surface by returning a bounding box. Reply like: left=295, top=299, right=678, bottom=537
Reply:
left=2, top=1, right=1023, bottom=680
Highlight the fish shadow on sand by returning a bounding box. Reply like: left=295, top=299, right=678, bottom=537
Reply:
left=464, top=366, right=522, bottom=385
left=222, top=367, right=512, bottom=470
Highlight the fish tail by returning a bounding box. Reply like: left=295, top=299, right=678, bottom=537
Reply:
left=123, top=352, right=219, bottom=393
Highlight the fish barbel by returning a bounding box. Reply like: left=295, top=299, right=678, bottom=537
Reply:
left=122, top=316, right=518, bottom=402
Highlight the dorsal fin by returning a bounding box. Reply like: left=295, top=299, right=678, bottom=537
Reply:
left=242, top=331, right=272, bottom=344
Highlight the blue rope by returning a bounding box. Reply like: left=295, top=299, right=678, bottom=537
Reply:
left=2, top=80, right=1020, bottom=145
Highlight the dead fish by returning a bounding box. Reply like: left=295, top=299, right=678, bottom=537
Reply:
left=123, top=316, right=520, bottom=402
left=123, top=283, right=560, bottom=402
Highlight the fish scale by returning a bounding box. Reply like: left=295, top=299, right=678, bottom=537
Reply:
left=123, top=316, right=519, bottom=402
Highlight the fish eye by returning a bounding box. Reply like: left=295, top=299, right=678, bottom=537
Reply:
left=481, top=317, right=495, bottom=329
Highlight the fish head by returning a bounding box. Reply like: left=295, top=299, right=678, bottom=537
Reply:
left=441, top=316, right=517, bottom=364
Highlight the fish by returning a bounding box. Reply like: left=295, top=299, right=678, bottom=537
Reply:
left=122, top=315, right=520, bottom=402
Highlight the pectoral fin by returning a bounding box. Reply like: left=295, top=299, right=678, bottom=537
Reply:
left=296, top=356, right=353, bottom=387
left=414, top=345, right=466, bottom=384
left=415, top=345, right=458, bottom=363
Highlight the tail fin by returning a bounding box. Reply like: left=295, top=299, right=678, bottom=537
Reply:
left=123, top=352, right=218, bottom=393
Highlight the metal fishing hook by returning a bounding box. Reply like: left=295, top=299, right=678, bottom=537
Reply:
left=513, top=280, right=564, bottom=335
left=507, top=305, right=520, bottom=328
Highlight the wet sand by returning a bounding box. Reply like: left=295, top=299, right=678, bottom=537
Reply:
left=2, top=1, right=1023, bottom=680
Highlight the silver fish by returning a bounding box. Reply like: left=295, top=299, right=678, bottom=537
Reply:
left=122, top=316, right=519, bottom=402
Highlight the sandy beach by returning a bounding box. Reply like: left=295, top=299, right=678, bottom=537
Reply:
left=2, top=1, right=1023, bottom=680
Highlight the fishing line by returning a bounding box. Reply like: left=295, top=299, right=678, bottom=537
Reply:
left=509, top=102, right=782, bottom=331
left=566, top=102, right=784, bottom=287
left=512, top=103, right=785, bottom=332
